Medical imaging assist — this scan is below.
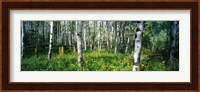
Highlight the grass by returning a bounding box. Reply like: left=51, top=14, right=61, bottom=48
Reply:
left=21, top=49, right=179, bottom=71
left=21, top=50, right=133, bottom=71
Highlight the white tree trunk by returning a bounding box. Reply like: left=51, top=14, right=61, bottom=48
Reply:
left=48, top=21, right=53, bottom=60
left=114, top=35, right=118, bottom=54
left=89, top=21, right=93, bottom=50
left=110, top=22, right=113, bottom=52
left=21, top=21, right=24, bottom=59
left=98, top=30, right=101, bottom=53
left=125, top=22, right=131, bottom=53
left=133, top=21, right=144, bottom=71
left=110, top=32, right=113, bottom=52
left=114, top=22, right=120, bottom=54
left=125, top=37, right=130, bottom=53
left=64, top=21, right=68, bottom=46
left=77, top=21, right=83, bottom=66
left=106, top=22, right=109, bottom=49
left=74, top=21, right=78, bottom=47
left=169, top=21, right=178, bottom=70
left=119, top=22, right=122, bottom=52
left=93, top=21, right=96, bottom=49
left=97, top=21, right=101, bottom=53
left=68, top=22, right=72, bottom=48
left=83, top=22, right=87, bottom=50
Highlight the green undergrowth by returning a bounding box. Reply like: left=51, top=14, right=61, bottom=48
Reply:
left=21, top=50, right=178, bottom=71
left=21, top=50, right=132, bottom=71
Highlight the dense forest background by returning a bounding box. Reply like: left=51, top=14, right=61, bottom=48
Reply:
left=21, top=21, right=179, bottom=71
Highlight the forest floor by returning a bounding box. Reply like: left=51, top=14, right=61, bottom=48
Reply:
left=21, top=49, right=178, bottom=71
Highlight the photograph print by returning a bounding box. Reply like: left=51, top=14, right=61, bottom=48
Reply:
left=20, top=21, right=179, bottom=71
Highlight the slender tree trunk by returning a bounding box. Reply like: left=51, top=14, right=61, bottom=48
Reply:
left=83, top=21, right=87, bottom=50
left=98, top=21, right=101, bottom=53
left=89, top=21, right=92, bottom=50
left=119, top=22, right=122, bottom=52
left=60, top=21, right=65, bottom=57
left=48, top=21, right=53, bottom=60
left=21, top=21, right=24, bottom=58
left=73, top=21, right=77, bottom=48
left=133, top=21, right=144, bottom=71
left=113, top=22, right=116, bottom=52
left=110, top=33, right=113, bottom=52
left=125, top=22, right=131, bottom=53
left=58, top=21, right=61, bottom=45
left=93, top=21, right=96, bottom=49
left=121, top=22, right=125, bottom=52
left=114, top=33, right=118, bottom=54
left=102, top=21, right=104, bottom=49
left=68, top=21, right=72, bottom=49
left=125, top=37, right=130, bottom=53
left=106, top=21, right=109, bottom=49
left=100, top=22, right=102, bottom=52
left=122, top=22, right=125, bottom=44
left=103, top=21, right=107, bottom=48
left=57, top=22, right=60, bottom=44
left=109, top=22, right=113, bottom=52
left=169, top=21, right=178, bottom=70
left=89, top=21, right=93, bottom=51
left=77, top=21, right=83, bottom=66
left=114, top=22, right=119, bottom=54
left=119, top=22, right=125, bottom=52
left=64, top=21, right=67, bottom=46
left=55, top=22, right=58, bottom=44
left=68, top=30, right=71, bottom=46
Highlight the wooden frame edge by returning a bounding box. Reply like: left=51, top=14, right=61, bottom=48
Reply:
left=2, top=1, right=198, bottom=91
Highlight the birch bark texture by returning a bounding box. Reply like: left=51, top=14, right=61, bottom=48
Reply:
left=83, top=21, right=87, bottom=50
left=114, top=22, right=119, bottom=54
left=98, top=21, right=101, bottom=53
left=169, top=21, right=178, bottom=70
left=48, top=21, right=53, bottom=60
left=133, top=21, right=144, bottom=71
left=125, top=38, right=130, bottom=53
left=77, top=21, right=83, bottom=66
left=21, top=21, right=24, bottom=59
left=89, top=21, right=93, bottom=51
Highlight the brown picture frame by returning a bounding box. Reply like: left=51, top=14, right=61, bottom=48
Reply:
left=1, top=1, right=198, bottom=91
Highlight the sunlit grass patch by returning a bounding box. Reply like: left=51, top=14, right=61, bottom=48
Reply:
left=21, top=50, right=132, bottom=71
